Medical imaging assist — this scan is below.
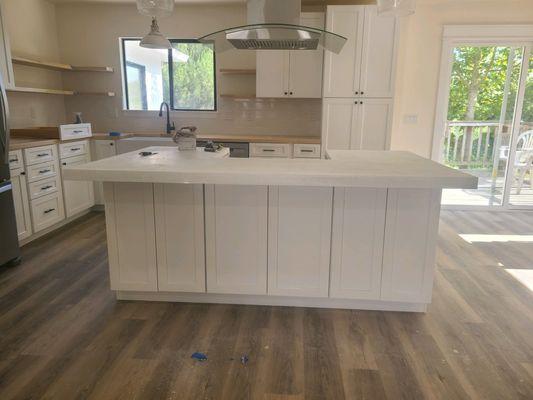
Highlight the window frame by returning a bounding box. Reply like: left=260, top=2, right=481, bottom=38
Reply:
left=125, top=60, right=148, bottom=110
left=121, top=37, right=217, bottom=112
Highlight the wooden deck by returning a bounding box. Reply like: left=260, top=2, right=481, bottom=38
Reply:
left=0, top=210, right=532, bottom=399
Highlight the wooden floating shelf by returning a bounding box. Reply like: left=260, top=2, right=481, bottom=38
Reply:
left=219, top=69, right=256, bottom=75
left=7, top=86, right=115, bottom=97
left=7, top=86, right=75, bottom=95
left=11, top=55, right=114, bottom=73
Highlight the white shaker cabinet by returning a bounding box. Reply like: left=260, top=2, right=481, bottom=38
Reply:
left=104, top=182, right=158, bottom=292
left=323, top=5, right=398, bottom=98
left=92, top=140, right=117, bottom=205
left=256, top=13, right=324, bottom=99
left=61, top=153, right=94, bottom=218
left=154, top=184, right=206, bottom=293
left=10, top=168, right=32, bottom=241
left=268, top=186, right=332, bottom=297
left=330, top=188, right=386, bottom=300
left=322, top=97, right=392, bottom=151
left=204, top=185, right=268, bottom=295
left=381, top=189, right=442, bottom=303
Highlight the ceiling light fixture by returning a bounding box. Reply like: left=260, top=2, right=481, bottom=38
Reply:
left=377, top=0, right=416, bottom=17
left=136, top=0, right=174, bottom=50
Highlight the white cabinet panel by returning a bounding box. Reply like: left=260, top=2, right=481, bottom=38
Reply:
left=10, top=169, right=32, bottom=241
left=354, top=98, right=393, bottom=150
left=360, top=7, right=398, bottom=98
left=24, top=145, right=56, bottom=166
left=323, top=6, right=364, bottom=98
left=0, top=2, right=13, bottom=88
left=330, top=188, right=386, bottom=300
left=59, top=140, right=89, bottom=159
left=26, top=160, right=59, bottom=183
left=268, top=186, right=332, bottom=297
left=61, top=154, right=94, bottom=217
left=28, top=176, right=60, bottom=200
left=257, top=13, right=324, bottom=99
left=155, top=184, right=206, bottom=293
left=92, top=139, right=117, bottom=205
left=104, top=183, right=157, bottom=292
left=205, top=185, right=268, bottom=295
left=322, top=98, right=354, bottom=151
left=8, top=150, right=22, bottom=170
left=381, top=189, right=442, bottom=303
left=250, top=143, right=291, bottom=158
left=256, top=50, right=289, bottom=98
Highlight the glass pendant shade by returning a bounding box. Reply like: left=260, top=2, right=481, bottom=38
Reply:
left=136, top=0, right=174, bottom=18
left=377, top=0, right=416, bottom=17
left=140, top=17, right=172, bottom=49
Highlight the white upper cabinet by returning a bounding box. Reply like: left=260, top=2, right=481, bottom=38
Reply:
left=0, top=2, right=13, bottom=88
left=323, top=5, right=398, bottom=98
left=322, top=97, right=392, bottom=151
left=256, top=13, right=324, bottom=99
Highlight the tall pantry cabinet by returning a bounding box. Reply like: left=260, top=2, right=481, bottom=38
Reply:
left=322, top=5, right=398, bottom=153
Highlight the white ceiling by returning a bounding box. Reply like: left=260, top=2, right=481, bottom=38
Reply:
left=49, top=0, right=246, bottom=3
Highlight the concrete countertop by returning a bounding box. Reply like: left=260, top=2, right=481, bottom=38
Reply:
left=63, top=146, right=478, bottom=189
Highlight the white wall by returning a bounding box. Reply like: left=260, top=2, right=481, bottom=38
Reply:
left=3, top=0, right=67, bottom=128
left=392, top=0, right=533, bottom=157
left=55, top=2, right=322, bottom=136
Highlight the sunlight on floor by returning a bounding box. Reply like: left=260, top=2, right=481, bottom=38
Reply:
left=504, top=268, right=533, bottom=292
left=459, top=234, right=533, bottom=243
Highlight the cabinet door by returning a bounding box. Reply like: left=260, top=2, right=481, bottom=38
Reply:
left=155, top=184, right=205, bottom=293
left=352, top=98, right=393, bottom=150
left=268, top=186, right=332, bottom=297
left=104, top=183, right=157, bottom=292
left=92, top=140, right=117, bottom=205
left=61, top=154, right=94, bottom=217
left=0, top=2, right=13, bottom=88
left=256, top=51, right=289, bottom=98
left=322, top=98, right=355, bottom=152
left=381, top=189, right=442, bottom=303
left=205, top=185, right=268, bottom=295
left=330, top=188, right=386, bottom=300
left=359, top=6, right=398, bottom=98
left=10, top=169, right=32, bottom=241
left=288, top=12, right=324, bottom=99
left=323, top=6, right=364, bottom=98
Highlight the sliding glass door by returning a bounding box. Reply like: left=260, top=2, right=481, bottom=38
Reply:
left=435, top=41, right=533, bottom=209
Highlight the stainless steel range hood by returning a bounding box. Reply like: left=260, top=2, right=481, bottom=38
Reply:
left=198, top=0, right=347, bottom=54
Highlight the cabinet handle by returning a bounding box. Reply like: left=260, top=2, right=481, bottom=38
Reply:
left=301, top=149, right=314, bottom=153
left=262, top=149, right=276, bottom=152
left=39, top=169, right=51, bottom=174
left=361, top=91, right=364, bottom=95
left=284, top=92, right=288, bottom=95
left=43, top=208, right=56, bottom=214
left=110, top=142, right=114, bottom=146
left=360, top=101, right=363, bottom=104
left=355, top=91, right=359, bottom=95
left=73, top=130, right=84, bottom=133
left=37, top=153, right=48, bottom=157
left=62, top=162, right=67, bottom=166
left=20, top=171, right=26, bottom=176
left=289, top=92, right=293, bottom=95
left=41, top=185, right=53, bottom=190
left=70, top=147, right=81, bottom=151
left=9, top=158, right=17, bottom=163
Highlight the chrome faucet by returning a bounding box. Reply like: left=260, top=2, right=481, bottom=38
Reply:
left=158, top=102, right=175, bottom=135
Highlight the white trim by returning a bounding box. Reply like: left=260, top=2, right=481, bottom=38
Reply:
left=443, top=25, right=533, bottom=41
left=116, top=290, right=428, bottom=313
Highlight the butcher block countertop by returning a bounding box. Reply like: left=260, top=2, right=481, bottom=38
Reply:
left=9, top=138, right=60, bottom=150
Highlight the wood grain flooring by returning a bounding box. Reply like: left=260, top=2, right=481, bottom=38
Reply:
left=0, top=210, right=532, bottom=399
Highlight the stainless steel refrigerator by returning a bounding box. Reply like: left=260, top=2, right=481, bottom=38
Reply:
left=0, top=74, right=20, bottom=266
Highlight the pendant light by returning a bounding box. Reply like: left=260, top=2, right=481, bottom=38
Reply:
left=136, top=0, right=174, bottom=49
left=377, top=0, right=416, bottom=17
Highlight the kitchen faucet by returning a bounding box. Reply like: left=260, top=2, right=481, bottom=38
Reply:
left=159, top=102, right=175, bottom=135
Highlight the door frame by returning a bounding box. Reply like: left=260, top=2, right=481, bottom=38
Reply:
left=432, top=25, right=533, bottom=210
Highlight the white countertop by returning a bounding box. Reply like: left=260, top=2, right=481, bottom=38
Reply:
left=62, top=147, right=477, bottom=189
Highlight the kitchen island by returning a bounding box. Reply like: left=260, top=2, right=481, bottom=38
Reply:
left=63, top=147, right=477, bottom=312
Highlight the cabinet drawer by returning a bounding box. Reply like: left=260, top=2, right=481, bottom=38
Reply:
left=293, top=143, right=321, bottom=158
left=27, top=160, right=58, bottom=183
left=250, top=143, right=291, bottom=158
left=60, top=140, right=89, bottom=159
left=24, top=145, right=56, bottom=166
left=60, top=123, right=92, bottom=141
left=28, top=176, right=60, bottom=200
left=8, top=150, right=23, bottom=170
left=30, top=192, right=65, bottom=233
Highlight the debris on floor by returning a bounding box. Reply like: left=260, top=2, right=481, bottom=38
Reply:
left=240, top=354, right=249, bottom=365
left=191, top=352, right=208, bottom=362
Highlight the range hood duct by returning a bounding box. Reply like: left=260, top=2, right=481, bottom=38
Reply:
left=198, top=0, right=347, bottom=53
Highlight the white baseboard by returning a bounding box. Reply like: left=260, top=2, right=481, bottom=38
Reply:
left=116, top=291, right=428, bottom=313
